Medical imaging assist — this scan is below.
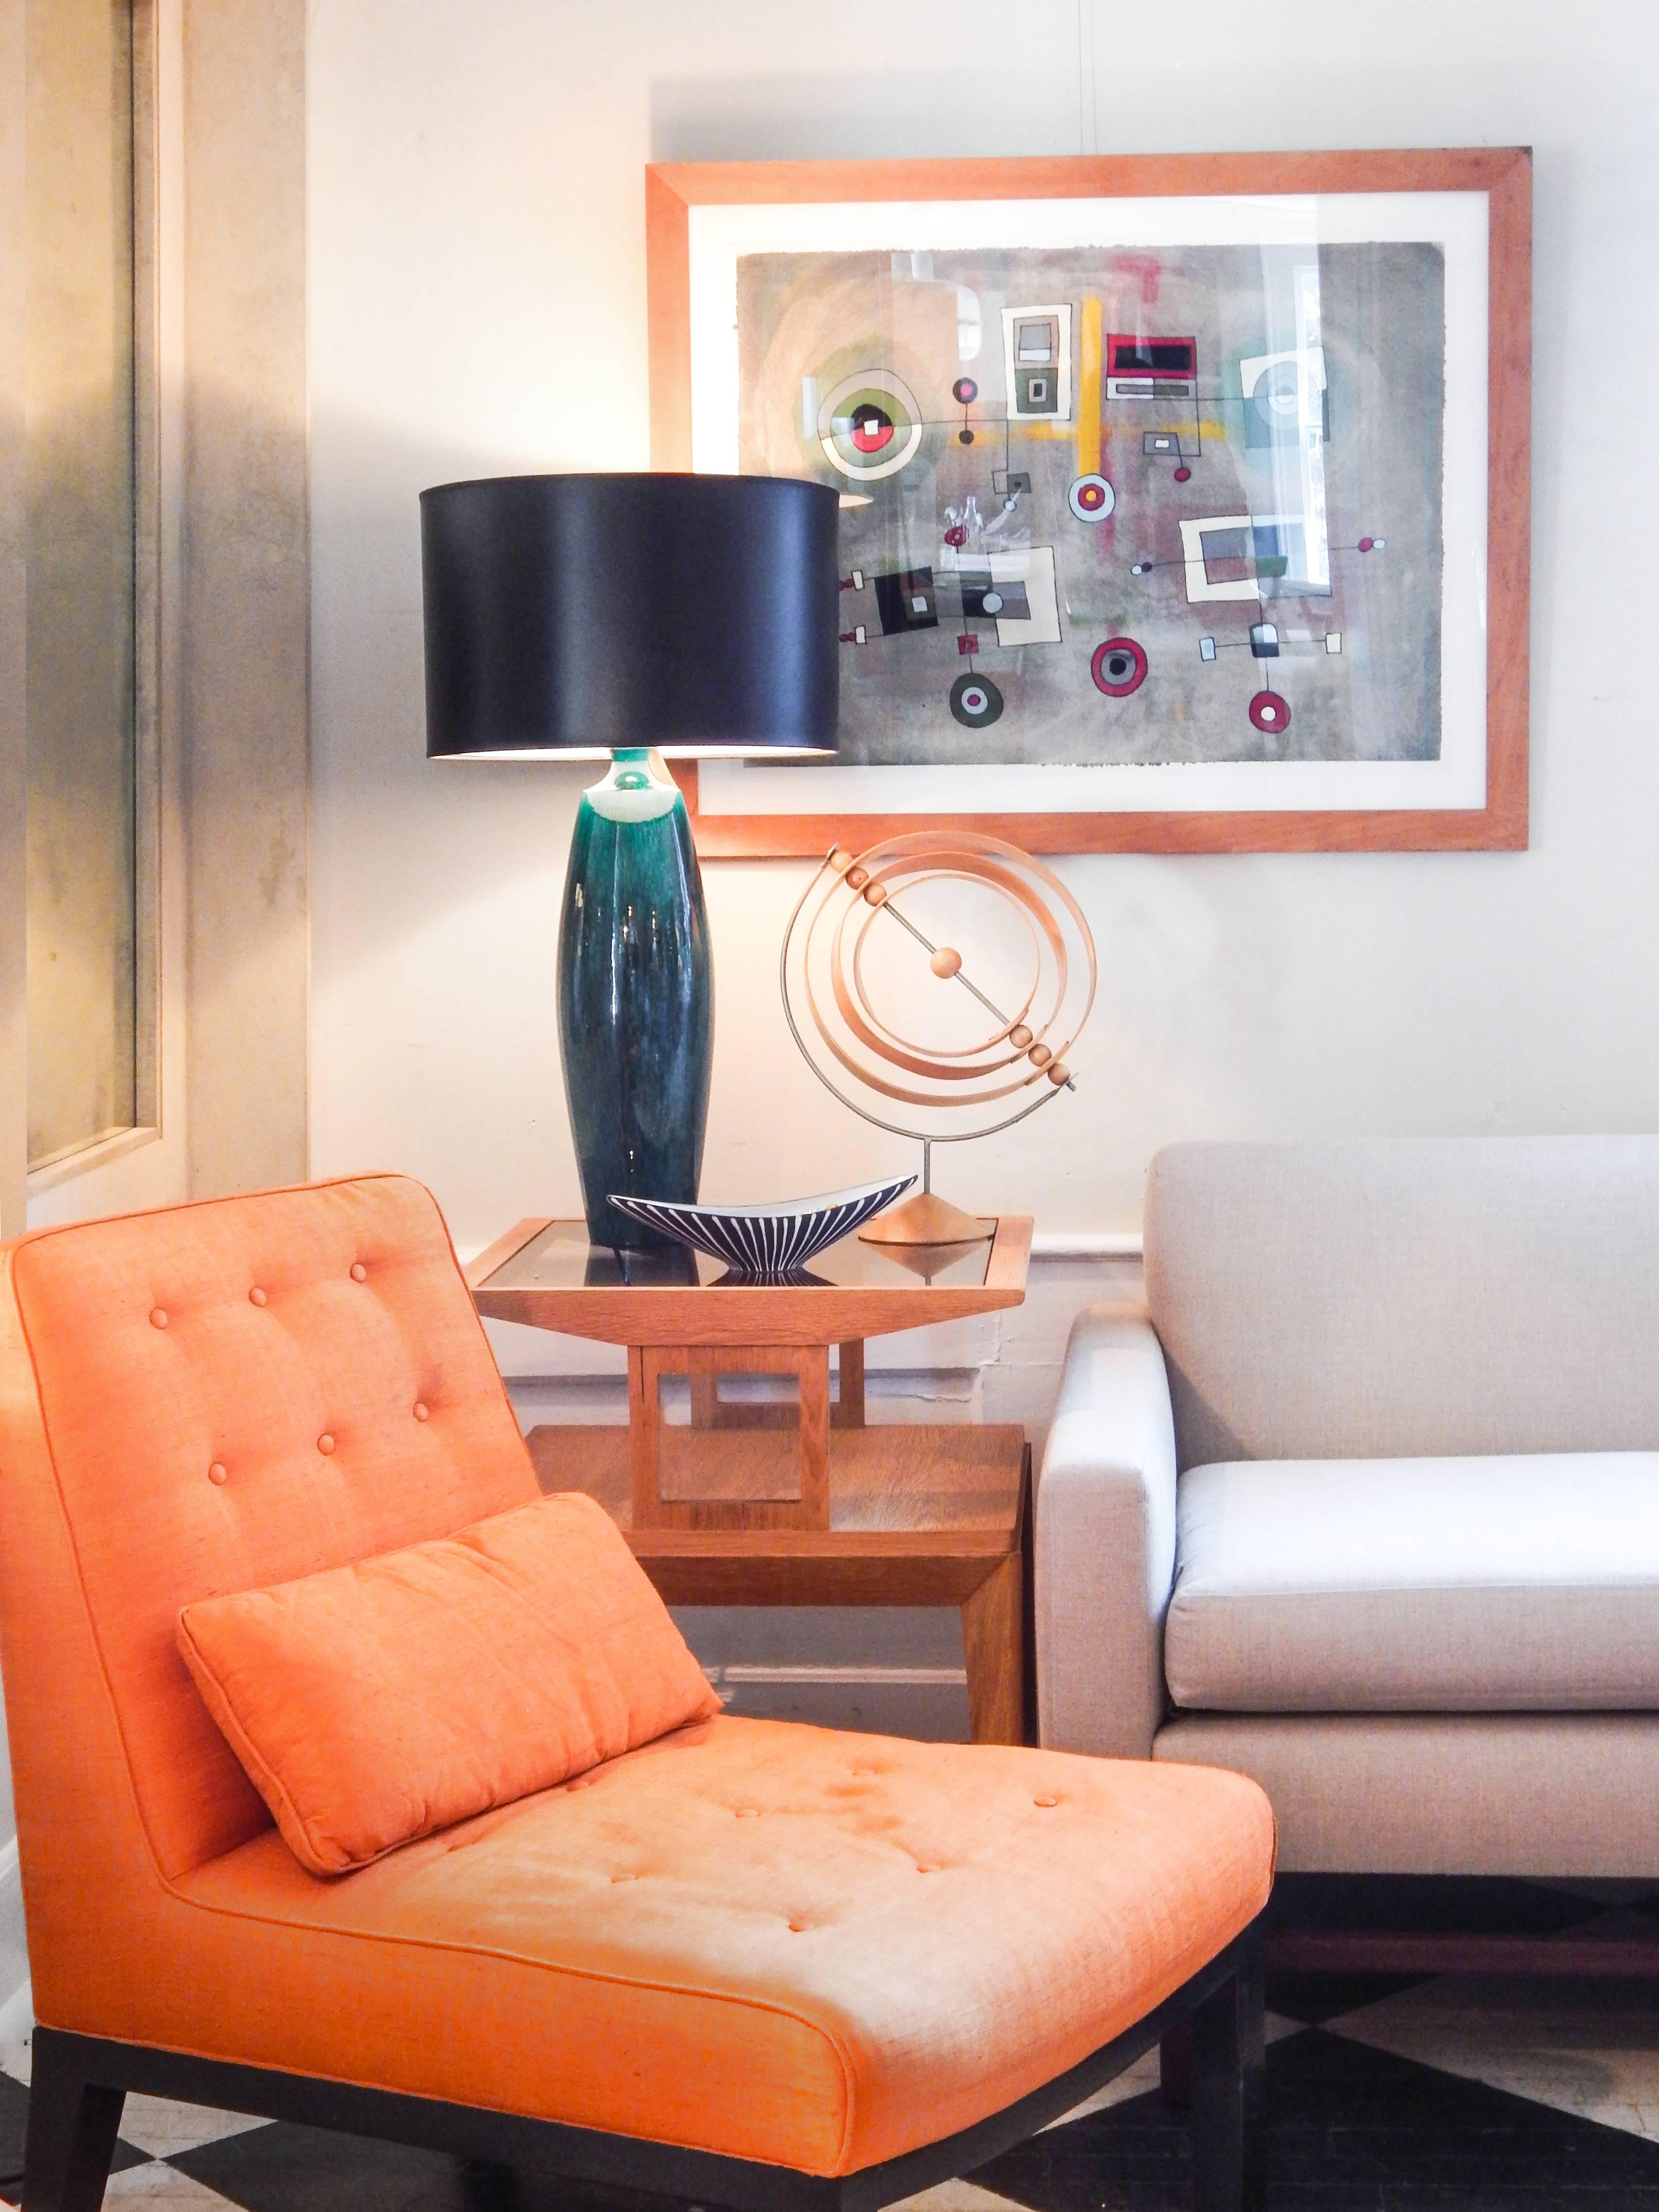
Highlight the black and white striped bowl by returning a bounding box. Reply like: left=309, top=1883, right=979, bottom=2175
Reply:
left=607, top=1176, right=916, bottom=1278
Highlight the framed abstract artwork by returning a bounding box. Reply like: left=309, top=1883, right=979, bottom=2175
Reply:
left=645, top=150, right=1531, bottom=856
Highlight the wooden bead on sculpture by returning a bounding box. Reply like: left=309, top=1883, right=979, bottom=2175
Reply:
left=1009, top=1023, right=1033, bottom=1048
left=1046, top=1061, right=1069, bottom=1085
left=1028, top=1042, right=1053, bottom=1069
left=829, top=847, right=855, bottom=874
left=846, top=865, right=869, bottom=890
left=930, top=946, right=962, bottom=978
left=863, top=880, right=889, bottom=908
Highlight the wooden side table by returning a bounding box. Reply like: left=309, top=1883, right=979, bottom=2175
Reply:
left=467, top=1216, right=1035, bottom=1744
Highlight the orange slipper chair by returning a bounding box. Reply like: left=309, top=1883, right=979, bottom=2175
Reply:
left=0, top=1177, right=1274, bottom=2212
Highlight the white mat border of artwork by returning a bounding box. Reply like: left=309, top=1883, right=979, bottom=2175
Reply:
left=687, top=190, right=1489, bottom=817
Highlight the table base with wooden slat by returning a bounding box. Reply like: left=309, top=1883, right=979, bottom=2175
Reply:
left=526, top=1422, right=1035, bottom=1746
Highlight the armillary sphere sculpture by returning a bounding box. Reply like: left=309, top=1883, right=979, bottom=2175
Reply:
left=780, top=830, right=1097, bottom=1246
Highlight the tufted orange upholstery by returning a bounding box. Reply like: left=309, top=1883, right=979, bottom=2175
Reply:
left=0, top=1175, right=1274, bottom=2177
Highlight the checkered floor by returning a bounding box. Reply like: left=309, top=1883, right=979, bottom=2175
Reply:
left=2, top=1877, right=1657, bottom=2211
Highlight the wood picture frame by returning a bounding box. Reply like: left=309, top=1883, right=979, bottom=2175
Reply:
left=645, top=150, right=1531, bottom=857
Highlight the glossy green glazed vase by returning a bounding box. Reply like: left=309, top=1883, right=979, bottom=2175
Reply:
left=557, top=751, right=713, bottom=1251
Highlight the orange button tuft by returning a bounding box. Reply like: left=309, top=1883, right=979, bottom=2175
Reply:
left=149, top=1309, right=168, bottom=1329
left=318, top=1433, right=336, bottom=1455
left=208, top=1463, right=228, bottom=1486
left=249, top=1286, right=267, bottom=1307
left=1034, top=1795, right=1059, bottom=1808
left=413, top=1402, right=430, bottom=1422
left=350, top=1262, right=368, bottom=1282
left=734, top=1807, right=759, bottom=1819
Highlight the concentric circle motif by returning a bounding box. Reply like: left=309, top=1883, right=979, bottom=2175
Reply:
left=1249, top=690, right=1290, bottom=733
left=849, top=404, right=893, bottom=453
left=780, top=832, right=1099, bottom=1150
left=949, top=674, right=1004, bottom=729
left=1067, top=473, right=1116, bottom=522
left=1090, top=637, right=1147, bottom=698
left=1253, top=359, right=1307, bottom=430
left=818, top=369, right=924, bottom=482
left=952, top=376, right=979, bottom=405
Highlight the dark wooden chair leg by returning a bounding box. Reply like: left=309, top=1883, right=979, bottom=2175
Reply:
left=21, top=2030, right=126, bottom=2212
left=459, top=2158, right=521, bottom=2212
left=1189, top=1931, right=1266, bottom=2212
left=1159, top=2018, right=1194, bottom=2106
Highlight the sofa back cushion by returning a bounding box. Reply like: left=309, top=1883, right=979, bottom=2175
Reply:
left=1146, top=1137, right=1659, bottom=1470
left=0, top=1175, right=540, bottom=1879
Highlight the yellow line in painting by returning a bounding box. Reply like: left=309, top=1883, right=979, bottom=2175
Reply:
left=1018, top=412, right=1229, bottom=445
left=1077, top=297, right=1102, bottom=478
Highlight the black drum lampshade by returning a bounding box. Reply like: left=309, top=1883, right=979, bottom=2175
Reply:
left=420, top=471, right=841, bottom=760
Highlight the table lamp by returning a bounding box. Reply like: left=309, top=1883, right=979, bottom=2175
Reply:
left=420, top=472, right=840, bottom=1249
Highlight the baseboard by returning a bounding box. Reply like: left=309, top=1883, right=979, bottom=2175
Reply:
left=713, top=1663, right=966, bottom=1690
left=1029, top=1231, right=1142, bottom=1258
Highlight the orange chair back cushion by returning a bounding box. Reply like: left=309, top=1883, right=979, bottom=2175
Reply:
left=178, top=1492, right=719, bottom=1875
left=0, top=1175, right=542, bottom=1878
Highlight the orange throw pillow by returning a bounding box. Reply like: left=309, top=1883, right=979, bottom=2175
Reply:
left=177, top=1493, right=719, bottom=1876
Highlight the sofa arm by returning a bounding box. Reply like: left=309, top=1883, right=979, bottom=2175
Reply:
left=1035, top=1308, right=1178, bottom=1760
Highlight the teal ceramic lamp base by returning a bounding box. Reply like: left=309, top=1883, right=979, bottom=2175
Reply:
left=556, top=750, right=713, bottom=1251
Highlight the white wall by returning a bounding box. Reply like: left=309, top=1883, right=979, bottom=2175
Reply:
left=308, top=0, right=1659, bottom=1264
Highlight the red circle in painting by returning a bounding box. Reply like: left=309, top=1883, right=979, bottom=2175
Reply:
left=1068, top=473, right=1115, bottom=522
left=850, top=404, right=894, bottom=453
left=1174, top=465, right=1192, bottom=482
left=1249, top=690, right=1290, bottom=732
left=1091, top=636, right=1148, bottom=698
left=1358, top=535, right=1375, bottom=552
left=944, top=525, right=968, bottom=548
left=952, top=377, right=979, bottom=405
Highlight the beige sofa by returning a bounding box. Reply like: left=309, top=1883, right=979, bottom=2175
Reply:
left=1035, top=1137, right=1659, bottom=1874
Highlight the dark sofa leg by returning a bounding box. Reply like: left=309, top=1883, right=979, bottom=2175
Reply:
left=1189, top=1931, right=1266, bottom=2212
left=21, top=2030, right=125, bottom=2212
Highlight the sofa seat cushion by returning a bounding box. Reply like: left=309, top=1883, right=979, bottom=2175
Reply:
left=1166, top=1453, right=1659, bottom=1713
left=166, top=1714, right=1273, bottom=2176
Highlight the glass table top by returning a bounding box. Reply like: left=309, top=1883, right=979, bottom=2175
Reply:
left=482, top=1218, right=1001, bottom=1294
